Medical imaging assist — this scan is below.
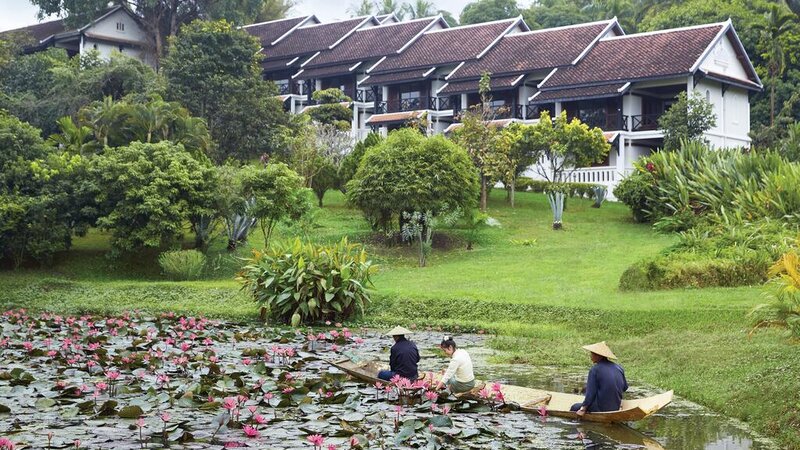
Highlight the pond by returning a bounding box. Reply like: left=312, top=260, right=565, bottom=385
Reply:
left=0, top=311, right=776, bottom=450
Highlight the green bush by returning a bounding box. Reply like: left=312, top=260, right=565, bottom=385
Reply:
left=237, top=238, right=377, bottom=326
left=620, top=220, right=795, bottom=290
left=158, top=249, right=207, bottom=280
left=750, top=248, right=800, bottom=339
left=614, top=171, right=654, bottom=223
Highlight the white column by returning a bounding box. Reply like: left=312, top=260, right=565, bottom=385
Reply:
left=555, top=102, right=562, bottom=115
left=352, top=104, right=358, bottom=134
left=315, top=80, right=322, bottom=91
left=616, top=135, right=626, bottom=176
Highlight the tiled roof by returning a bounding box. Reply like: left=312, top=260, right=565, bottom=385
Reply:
left=438, top=74, right=523, bottom=95
left=308, top=17, right=439, bottom=68
left=243, top=16, right=313, bottom=47
left=371, top=18, right=522, bottom=74
left=297, top=63, right=359, bottom=79
left=263, top=17, right=373, bottom=61
left=531, top=83, right=629, bottom=103
left=701, top=70, right=762, bottom=91
left=1, top=19, right=67, bottom=42
left=262, top=57, right=299, bottom=72
left=449, top=21, right=614, bottom=81
left=542, top=24, right=725, bottom=89
left=365, top=111, right=421, bottom=125
left=360, top=68, right=434, bottom=86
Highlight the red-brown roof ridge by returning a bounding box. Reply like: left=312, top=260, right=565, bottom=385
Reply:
left=262, top=16, right=377, bottom=61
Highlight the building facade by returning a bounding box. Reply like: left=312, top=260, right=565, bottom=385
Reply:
left=247, top=14, right=761, bottom=194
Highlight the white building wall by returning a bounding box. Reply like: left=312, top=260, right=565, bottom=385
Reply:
left=699, top=35, right=749, bottom=80
left=83, top=9, right=153, bottom=66
left=693, top=79, right=751, bottom=148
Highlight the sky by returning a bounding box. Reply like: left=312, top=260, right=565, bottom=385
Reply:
left=1, top=0, right=540, bottom=33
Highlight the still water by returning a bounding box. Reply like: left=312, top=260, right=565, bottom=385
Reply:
left=469, top=347, right=776, bottom=450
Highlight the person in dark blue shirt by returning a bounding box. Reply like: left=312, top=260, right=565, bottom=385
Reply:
left=570, top=341, right=628, bottom=417
left=378, top=326, right=420, bottom=381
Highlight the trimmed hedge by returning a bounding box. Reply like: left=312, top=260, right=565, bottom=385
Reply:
left=619, top=253, right=771, bottom=291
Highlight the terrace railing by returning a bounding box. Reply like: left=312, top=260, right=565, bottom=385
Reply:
left=428, top=96, right=455, bottom=111
left=630, top=114, right=661, bottom=131
left=355, top=89, right=377, bottom=103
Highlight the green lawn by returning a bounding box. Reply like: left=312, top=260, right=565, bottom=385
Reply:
left=0, top=190, right=797, bottom=448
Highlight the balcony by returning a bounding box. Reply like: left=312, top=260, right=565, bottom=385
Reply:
left=574, top=113, right=627, bottom=131
left=354, top=89, right=378, bottom=103
left=381, top=97, right=432, bottom=113
left=630, top=114, right=661, bottom=132
left=429, top=96, right=456, bottom=111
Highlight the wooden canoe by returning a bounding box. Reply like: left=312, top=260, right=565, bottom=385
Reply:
left=330, top=358, right=673, bottom=424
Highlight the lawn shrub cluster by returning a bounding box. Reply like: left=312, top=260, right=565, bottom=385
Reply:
left=158, top=249, right=207, bottom=280
left=237, top=238, right=376, bottom=326
left=616, top=141, right=800, bottom=290
left=514, top=177, right=600, bottom=198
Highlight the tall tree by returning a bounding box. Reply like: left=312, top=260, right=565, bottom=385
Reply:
left=348, top=0, right=375, bottom=16
left=459, top=0, right=520, bottom=25
left=376, top=0, right=406, bottom=18
left=755, top=3, right=796, bottom=126
left=162, top=20, right=290, bottom=162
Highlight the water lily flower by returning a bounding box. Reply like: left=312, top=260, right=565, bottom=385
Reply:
left=538, top=405, right=548, bottom=417
left=137, top=417, right=145, bottom=428
left=242, top=357, right=252, bottom=366
left=264, top=392, right=274, bottom=401
left=354, top=337, right=364, bottom=345
left=441, top=405, right=451, bottom=415
left=223, top=397, right=238, bottom=411
left=425, top=391, right=438, bottom=402
left=73, top=440, right=80, bottom=449
left=254, top=414, right=268, bottom=425
left=282, top=387, right=294, bottom=394
left=242, top=425, right=259, bottom=438
left=160, top=412, right=170, bottom=422
left=22, top=342, right=33, bottom=352
left=0, top=437, right=15, bottom=449
left=327, top=445, right=337, bottom=450
left=349, top=436, right=359, bottom=448
left=307, top=434, right=325, bottom=449
left=247, top=405, right=257, bottom=414
left=105, top=370, right=121, bottom=381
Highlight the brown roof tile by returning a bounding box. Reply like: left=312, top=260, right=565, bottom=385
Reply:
left=531, top=83, right=629, bottom=103
left=262, top=57, right=300, bottom=72
left=438, top=74, right=523, bottom=95
left=360, top=68, right=434, bottom=86
left=243, top=16, right=313, bottom=47
left=308, top=17, right=440, bottom=68
left=1, top=19, right=67, bottom=43
left=297, top=62, right=359, bottom=79
left=263, top=17, right=374, bottom=61
left=543, top=24, right=725, bottom=88
left=450, top=21, right=613, bottom=81
left=371, top=18, right=521, bottom=74
left=365, top=110, right=421, bottom=125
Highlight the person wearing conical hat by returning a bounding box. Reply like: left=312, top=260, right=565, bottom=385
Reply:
left=377, top=326, right=420, bottom=382
left=570, top=341, right=628, bottom=417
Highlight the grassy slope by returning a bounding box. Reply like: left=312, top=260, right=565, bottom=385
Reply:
left=0, top=190, right=797, bottom=447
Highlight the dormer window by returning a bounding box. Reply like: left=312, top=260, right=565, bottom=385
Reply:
left=116, top=22, right=125, bottom=31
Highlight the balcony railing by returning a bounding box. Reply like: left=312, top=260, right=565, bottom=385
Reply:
left=355, top=89, right=377, bottom=103
left=382, top=97, right=432, bottom=113
left=574, top=113, right=627, bottom=131
left=630, top=114, right=661, bottom=132
left=277, top=83, right=291, bottom=95
left=429, top=96, right=455, bottom=111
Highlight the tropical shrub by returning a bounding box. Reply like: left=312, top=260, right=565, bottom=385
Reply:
left=614, top=171, right=653, bottom=222
left=238, top=162, right=312, bottom=246
left=338, top=132, right=382, bottom=192
left=658, top=91, right=716, bottom=150
left=346, top=129, right=479, bottom=232
left=158, top=249, right=206, bottom=280
left=89, top=141, right=217, bottom=256
left=751, top=247, right=800, bottom=338
left=620, top=220, right=795, bottom=290
left=307, top=88, right=352, bottom=129
left=237, top=238, right=376, bottom=325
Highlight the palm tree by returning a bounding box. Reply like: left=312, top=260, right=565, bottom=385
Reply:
left=403, top=0, right=436, bottom=19
left=48, top=116, right=99, bottom=157
left=755, top=4, right=796, bottom=126
left=376, top=0, right=404, bottom=19
left=81, top=96, right=120, bottom=148
left=348, top=0, right=374, bottom=17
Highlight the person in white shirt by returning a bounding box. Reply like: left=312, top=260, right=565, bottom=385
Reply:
left=437, top=337, right=475, bottom=394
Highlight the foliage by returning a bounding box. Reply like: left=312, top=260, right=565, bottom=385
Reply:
left=620, top=219, right=795, bottom=290
left=89, top=141, right=217, bottom=256
left=523, top=2, right=590, bottom=30
left=658, top=91, right=717, bottom=150
left=237, top=238, right=376, bottom=325
left=751, top=246, right=800, bottom=338
left=613, top=172, right=653, bottom=223
left=158, top=249, right=207, bottom=281
left=162, top=20, right=289, bottom=162
left=339, top=132, right=382, bottom=192
left=213, top=164, right=257, bottom=250
left=0, top=113, right=91, bottom=267
left=308, top=89, right=353, bottom=130
left=459, top=0, right=520, bottom=25
left=0, top=50, right=160, bottom=137
left=517, top=111, right=610, bottom=183
left=238, top=163, right=312, bottom=246
left=346, top=128, right=479, bottom=232
left=286, top=118, right=352, bottom=200
left=777, top=122, right=800, bottom=161
left=401, top=208, right=461, bottom=267
left=450, top=73, right=511, bottom=212
left=311, top=163, right=340, bottom=207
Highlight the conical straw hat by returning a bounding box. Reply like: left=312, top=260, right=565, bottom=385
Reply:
left=582, top=341, right=617, bottom=360
left=385, top=326, right=413, bottom=336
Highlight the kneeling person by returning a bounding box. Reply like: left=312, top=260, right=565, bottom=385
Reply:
left=378, top=326, right=420, bottom=382
left=570, top=341, right=628, bottom=417
left=437, top=336, right=475, bottom=394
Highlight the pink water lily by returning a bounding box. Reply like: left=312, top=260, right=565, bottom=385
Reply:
left=222, top=397, right=238, bottom=410
left=307, top=434, right=325, bottom=449
left=242, top=425, right=259, bottom=438
left=0, top=437, right=15, bottom=449
left=253, top=414, right=268, bottom=425
left=160, top=412, right=170, bottom=422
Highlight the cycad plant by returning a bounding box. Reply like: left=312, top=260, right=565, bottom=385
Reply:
left=750, top=246, right=800, bottom=339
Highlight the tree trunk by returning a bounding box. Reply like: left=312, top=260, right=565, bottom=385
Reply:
left=510, top=181, right=515, bottom=208
left=770, top=80, right=776, bottom=127
left=479, top=173, right=487, bottom=212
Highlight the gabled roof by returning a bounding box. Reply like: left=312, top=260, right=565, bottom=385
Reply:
left=359, top=67, right=436, bottom=86
left=446, top=19, right=620, bottom=82
left=0, top=19, right=67, bottom=43
left=306, top=16, right=445, bottom=69
left=369, top=17, right=527, bottom=74
left=437, top=74, right=525, bottom=95
left=529, top=82, right=630, bottom=103
left=541, top=21, right=760, bottom=90
left=242, top=16, right=318, bottom=48
left=262, top=16, right=378, bottom=62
